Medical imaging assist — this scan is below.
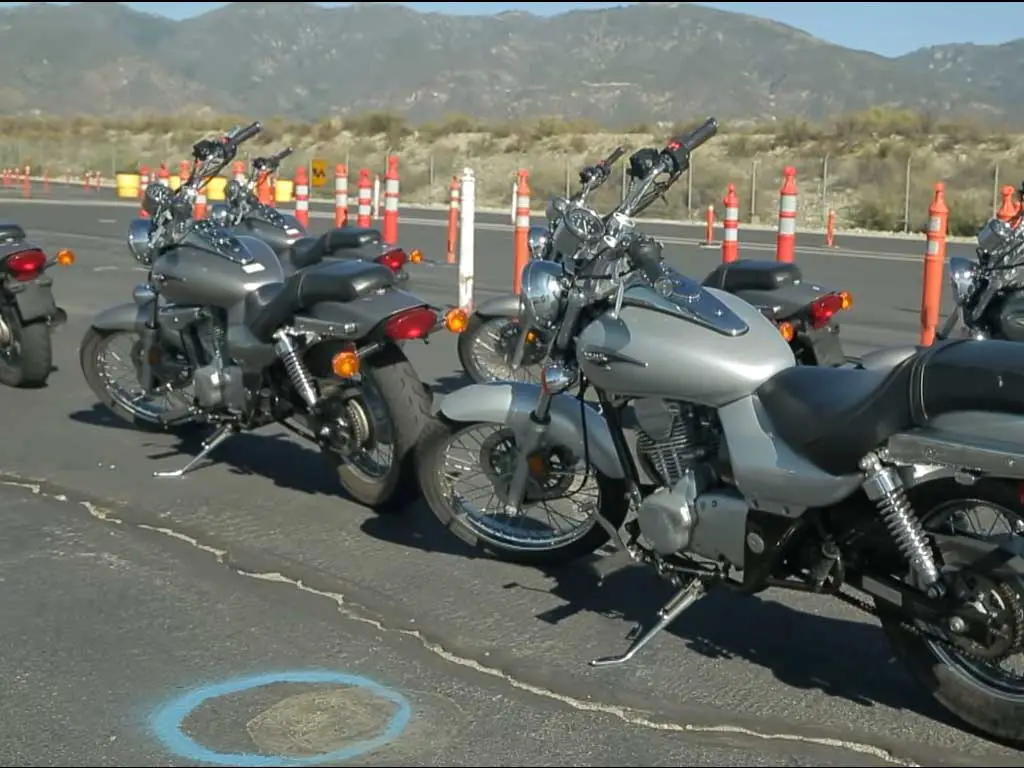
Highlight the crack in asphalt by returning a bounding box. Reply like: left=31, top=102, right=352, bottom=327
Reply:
left=3, top=476, right=918, bottom=766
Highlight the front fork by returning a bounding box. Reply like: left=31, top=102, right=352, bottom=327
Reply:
left=503, top=389, right=555, bottom=512
left=137, top=292, right=161, bottom=394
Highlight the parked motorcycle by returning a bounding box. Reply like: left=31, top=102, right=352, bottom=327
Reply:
left=0, top=222, right=74, bottom=388
left=938, top=202, right=1024, bottom=342
left=80, top=121, right=465, bottom=509
left=457, top=150, right=851, bottom=384
left=417, top=117, right=1024, bottom=745
left=208, top=148, right=416, bottom=280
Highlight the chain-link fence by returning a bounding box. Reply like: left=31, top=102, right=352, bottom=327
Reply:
left=1, top=130, right=1019, bottom=237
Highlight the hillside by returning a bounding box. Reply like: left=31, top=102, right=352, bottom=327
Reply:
left=5, top=109, right=1020, bottom=237
left=1, top=2, right=1024, bottom=124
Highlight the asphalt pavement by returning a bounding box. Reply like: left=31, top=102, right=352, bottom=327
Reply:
left=0, top=186, right=1020, bottom=767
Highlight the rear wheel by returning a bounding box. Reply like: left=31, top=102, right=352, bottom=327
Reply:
left=416, top=416, right=629, bottom=566
left=0, top=307, right=51, bottom=388
left=878, top=479, right=1024, bottom=747
left=322, top=343, right=431, bottom=511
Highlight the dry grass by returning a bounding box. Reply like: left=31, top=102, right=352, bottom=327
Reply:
left=3, top=108, right=1022, bottom=236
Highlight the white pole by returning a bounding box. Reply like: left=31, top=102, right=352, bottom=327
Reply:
left=459, top=167, right=476, bottom=310
left=510, top=180, right=517, bottom=224
left=372, top=175, right=381, bottom=219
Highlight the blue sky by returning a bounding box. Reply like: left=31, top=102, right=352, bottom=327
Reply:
left=7, top=2, right=1019, bottom=57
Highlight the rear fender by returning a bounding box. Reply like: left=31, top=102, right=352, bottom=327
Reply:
left=438, top=382, right=625, bottom=480
left=734, top=282, right=830, bottom=320
left=301, top=289, right=429, bottom=341
left=474, top=293, right=522, bottom=318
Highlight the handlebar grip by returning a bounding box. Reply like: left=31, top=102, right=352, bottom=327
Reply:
left=274, top=146, right=294, bottom=162
left=600, top=146, right=626, bottom=168
left=664, top=117, right=718, bottom=170
left=628, top=236, right=665, bottom=283
left=229, top=121, right=262, bottom=145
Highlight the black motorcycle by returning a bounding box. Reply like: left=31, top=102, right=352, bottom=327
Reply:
left=80, top=122, right=464, bottom=509
left=208, top=148, right=416, bottom=280
left=0, top=223, right=73, bottom=388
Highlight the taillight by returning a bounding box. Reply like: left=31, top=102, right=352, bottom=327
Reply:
left=376, top=248, right=408, bottom=273
left=807, top=292, right=849, bottom=329
left=6, top=249, right=46, bottom=281
left=383, top=307, right=438, bottom=341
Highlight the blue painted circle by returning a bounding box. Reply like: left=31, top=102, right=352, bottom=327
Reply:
left=150, top=670, right=412, bottom=767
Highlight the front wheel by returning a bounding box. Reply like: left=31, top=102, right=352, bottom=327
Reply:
left=322, top=343, right=432, bottom=511
left=457, top=313, right=546, bottom=384
left=79, top=327, right=199, bottom=431
left=878, top=479, right=1024, bottom=747
left=415, top=416, right=629, bottom=566
left=0, top=308, right=52, bottom=388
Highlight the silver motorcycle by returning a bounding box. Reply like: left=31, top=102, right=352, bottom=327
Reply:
left=457, top=149, right=852, bottom=383
left=80, top=121, right=461, bottom=509
left=417, top=117, right=1024, bottom=746
left=209, top=148, right=414, bottom=280
left=939, top=208, right=1024, bottom=342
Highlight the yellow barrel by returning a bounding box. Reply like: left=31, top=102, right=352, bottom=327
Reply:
left=206, top=176, right=228, bottom=201
left=169, top=175, right=181, bottom=191
left=116, top=173, right=139, bottom=199
left=275, top=178, right=294, bottom=203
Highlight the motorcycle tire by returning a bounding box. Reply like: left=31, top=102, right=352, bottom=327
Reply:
left=79, top=327, right=202, bottom=433
left=0, top=312, right=51, bottom=388
left=876, top=478, right=1024, bottom=748
left=415, top=415, right=630, bottom=567
left=457, top=313, right=513, bottom=384
left=323, top=342, right=432, bottom=512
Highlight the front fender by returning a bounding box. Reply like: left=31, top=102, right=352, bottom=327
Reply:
left=439, top=382, right=625, bottom=480
left=91, top=301, right=147, bottom=333
left=473, top=293, right=522, bottom=318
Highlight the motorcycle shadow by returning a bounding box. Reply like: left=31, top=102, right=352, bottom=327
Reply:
left=68, top=404, right=343, bottom=497
left=528, top=561, right=957, bottom=727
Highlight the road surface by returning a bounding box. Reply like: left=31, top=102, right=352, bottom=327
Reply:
left=0, top=190, right=1018, bottom=766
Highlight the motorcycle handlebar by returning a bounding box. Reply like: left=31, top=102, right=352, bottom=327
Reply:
left=664, top=117, right=718, bottom=171
left=600, top=146, right=626, bottom=169
left=227, top=121, right=262, bottom=146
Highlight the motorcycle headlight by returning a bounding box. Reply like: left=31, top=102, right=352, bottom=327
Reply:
left=948, top=256, right=978, bottom=305
left=520, top=260, right=566, bottom=329
left=977, top=217, right=1014, bottom=254
left=127, top=217, right=155, bottom=264
left=527, top=225, right=551, bottom=260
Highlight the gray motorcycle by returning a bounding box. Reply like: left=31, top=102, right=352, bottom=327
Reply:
left=80, top=121, right=459, bottom=509
left=457, top=149, right=851, bottom=384
left=418, top=118, right=1024, bottom=746
left=0, top=223, right=73, bottom=388
left=209, top=148, right=414, bottom=281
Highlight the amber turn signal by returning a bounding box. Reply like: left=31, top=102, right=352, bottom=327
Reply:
left=777, top=320, right=795, bottom=342
left=409, top=248, right=423, bottom=264
left=444, top=307, right=469, bottom=334
left=839, top=290, right=853, bottom=311
left=331, top=349, right=360, bottom=378
left=56, top=248, right=75, bottom=267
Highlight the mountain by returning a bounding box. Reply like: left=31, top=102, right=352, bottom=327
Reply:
left=1, top=1, right=1022, bottom=125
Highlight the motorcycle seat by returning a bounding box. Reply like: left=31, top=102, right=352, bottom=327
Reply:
left=0, top=222, right=26, bottom=243
left=286, top=227, right=383, bottom=270
left=756, top=339, right=1024, bottom=476
left=245, top=258, right=395, bottom=342
left=703, top=259, right=801, bottom=293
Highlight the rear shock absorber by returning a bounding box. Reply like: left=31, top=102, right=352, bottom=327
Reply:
left=859, top=452, right=943, bottom=594
left=273, top=330, right=318, bottom=407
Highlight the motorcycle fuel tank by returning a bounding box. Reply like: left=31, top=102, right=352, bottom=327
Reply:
left=992, top=292, right=1024, bottom=342
left=234, top=216, right=302, bottom=253
left=577, top=282, right=795, bottom=407
left=152, top=221, right=285, bottom=309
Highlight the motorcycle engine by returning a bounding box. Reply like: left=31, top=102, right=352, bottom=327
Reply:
left=633, top=398, right=724, bottom=557
left=634, top=399, right=717, bottom=487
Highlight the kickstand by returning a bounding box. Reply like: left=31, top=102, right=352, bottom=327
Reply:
left=153, top=423, right=238, bottom=478
left=590, top=580, right=706, bottom=667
